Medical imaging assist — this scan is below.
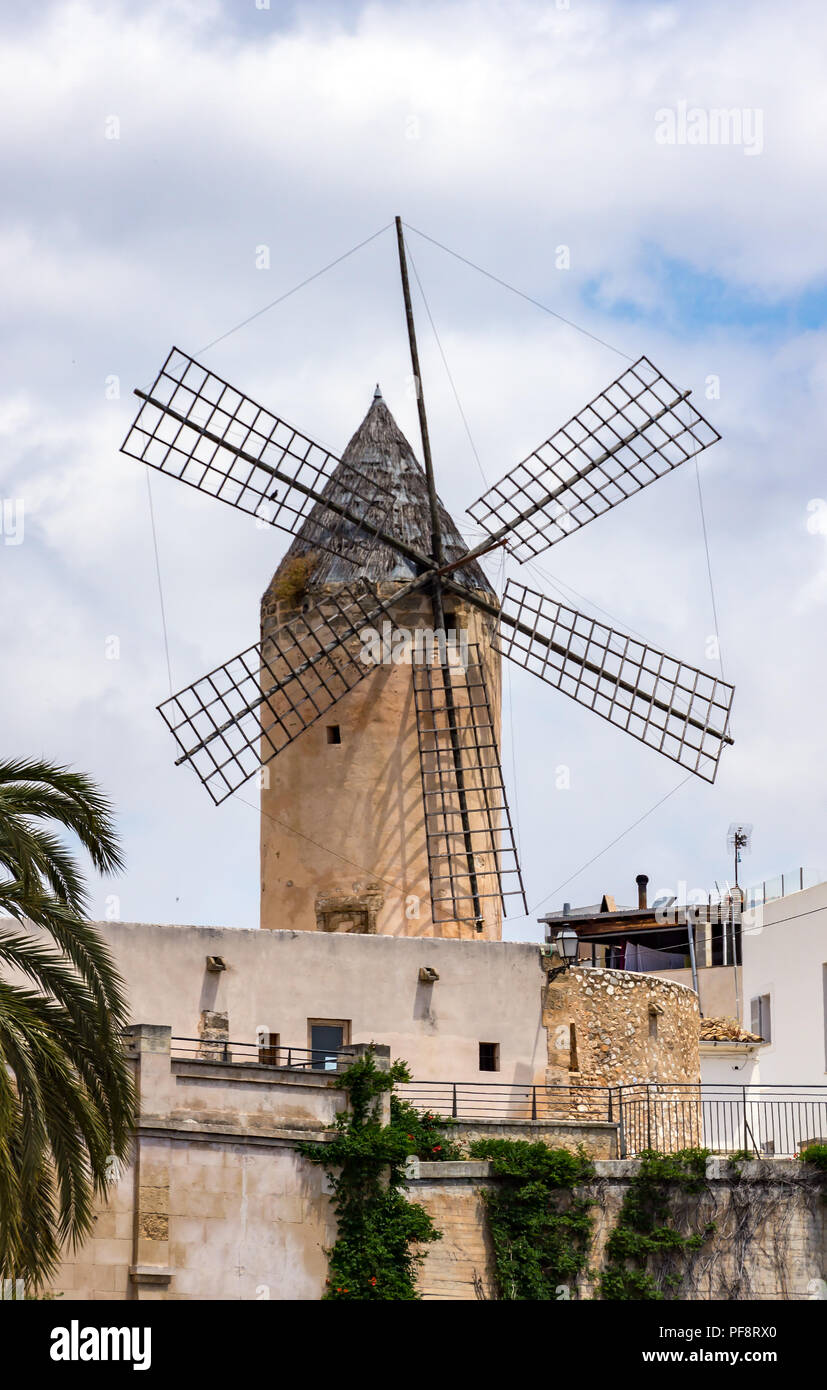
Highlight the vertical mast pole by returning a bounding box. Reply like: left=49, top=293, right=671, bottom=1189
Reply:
left=395, top=216, right=445, bottom=575
left=394, top=215, right=483, bottom=931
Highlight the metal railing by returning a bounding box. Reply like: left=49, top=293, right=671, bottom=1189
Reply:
left=170, top=1036, right=348, bottom=1072
left=398, top=1080, right=827, bottom=1158
left=616, top=1084, right=827, bottom=1158
left=744, top=867, right=824, bottom=909
left=397, top=1080, right=614, bottom=1124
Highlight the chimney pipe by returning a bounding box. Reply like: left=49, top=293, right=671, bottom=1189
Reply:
left=636, top=874, right=649, bottom=910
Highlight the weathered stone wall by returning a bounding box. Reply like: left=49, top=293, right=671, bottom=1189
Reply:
left=543, top=963, right=700, bottom=1089
left=410, top=1158, right=827, bottom=1302
left=584, top=1159, right=826, bottom=1302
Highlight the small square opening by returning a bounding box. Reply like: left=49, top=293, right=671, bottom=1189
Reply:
left=326, top=725, right=342, bottom=745
left=479, top=1042, right=500, bottom=1072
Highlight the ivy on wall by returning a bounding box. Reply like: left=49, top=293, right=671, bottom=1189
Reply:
left=598, top=1148, right=716, bottom=1300
left=299, top=1051, right=454, bottom=1300
left=467, top=1138, right=595, bottom=1300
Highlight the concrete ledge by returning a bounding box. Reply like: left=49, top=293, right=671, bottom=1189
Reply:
left=137, top=1120, right=334, bottom=1148
left=411, top=1160, right=492, bottom=1180
left=129, top=1265, right=173, bottom=1286
left=408, top=1156, right=820, bottom=1182
left=454, top=1118, right=616, bottom=1134
left=171, top=1059, right=336, bottom=1088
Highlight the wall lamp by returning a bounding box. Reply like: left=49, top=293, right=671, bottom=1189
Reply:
left=547, top=926, right=580, bottom=981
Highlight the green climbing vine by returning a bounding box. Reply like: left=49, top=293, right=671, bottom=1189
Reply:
left=467, top=1138, right=595, bottom=1300
left=598, top=1148, right=716, bottom=1300
left=298, top=1051, right=455, bottom=1300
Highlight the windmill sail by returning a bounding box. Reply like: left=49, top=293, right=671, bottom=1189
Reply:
left=497, top=580, right=734, bottom=783
left=413, top=645, right=526, bottom=925
left=467, top=356, right=720, bottom=562
left=122, top=347, right=393, bottom=561
left=158, top=582, right=416, bottom=804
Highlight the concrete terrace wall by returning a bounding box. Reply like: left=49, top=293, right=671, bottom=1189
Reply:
left=51, top=1025, right=341, bottom=1302
left=49, top=1029, right=821, bottom=1302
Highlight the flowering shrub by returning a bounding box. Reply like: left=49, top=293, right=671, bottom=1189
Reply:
left=389, top=1097, right=464, bottom=1161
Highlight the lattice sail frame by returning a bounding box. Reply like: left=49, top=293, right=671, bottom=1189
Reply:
left=412, top=644, right=527, bottom=925
left=127, top=339, right=734, bottom=836
left=122, top=347, right=391, bottom=560
left=497, top=581, right=734, bottom=783
left=158, top=584, right=397, bottom=804
left=467, top=356, right=721, bottom=562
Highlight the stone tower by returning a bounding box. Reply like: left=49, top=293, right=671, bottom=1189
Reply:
left=259, top=388, right=503, bottom=940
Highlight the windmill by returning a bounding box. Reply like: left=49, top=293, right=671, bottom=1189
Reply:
left=121, top=218, right=734, bottom=936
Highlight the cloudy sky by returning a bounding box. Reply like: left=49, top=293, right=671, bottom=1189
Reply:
left=2, top=0, right=825, bottom=939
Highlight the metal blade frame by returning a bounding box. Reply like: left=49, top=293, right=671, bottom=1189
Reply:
left=413, top=644, right=527, bottom=925
left=467, top=356, right=721, bottom=562
left=496, top=580, right=734, bottom=783
left=158, top=581, right=414, bottom=804
left=122, top=347, right=394, bottom=561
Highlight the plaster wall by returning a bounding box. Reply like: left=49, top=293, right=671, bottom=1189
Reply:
left=96, top=922, right=552, bottom=1085
left=740, top=878, right=827, bottom=1091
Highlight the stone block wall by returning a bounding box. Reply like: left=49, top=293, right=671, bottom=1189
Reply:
left=410, top=1158, right=826, bottom=1301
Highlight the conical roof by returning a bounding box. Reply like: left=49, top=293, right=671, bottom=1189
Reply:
left=271, top=391, right=495, bottom=594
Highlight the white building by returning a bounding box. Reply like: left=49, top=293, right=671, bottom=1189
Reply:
left=740, top=876, right=827, bottom=1091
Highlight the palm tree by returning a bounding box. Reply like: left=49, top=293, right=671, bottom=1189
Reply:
left=0, top=758, right=135, bottom=1290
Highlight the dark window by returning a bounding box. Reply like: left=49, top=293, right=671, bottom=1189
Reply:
left=258, top=1032, right=280, bottom=1066
left=479, top=1042, right=500, bottom=1072
left=326, top=725, right=342, bottom=745
left=311, top=1023, right=344, bottom=1070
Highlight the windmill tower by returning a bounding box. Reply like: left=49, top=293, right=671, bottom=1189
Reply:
left=259, top=388, right=507, bottom=939
left=120, top=218, right=736, bottom=945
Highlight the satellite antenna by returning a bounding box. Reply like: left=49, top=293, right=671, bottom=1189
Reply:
left=119, top=216, right=736, bottom=931
left=727, top=823, right=753, bottom=889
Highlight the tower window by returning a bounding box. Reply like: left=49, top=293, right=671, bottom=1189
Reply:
left=479, top=1042, right=500, bottom=1072
left=326, top=725, right=342, bottom=745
